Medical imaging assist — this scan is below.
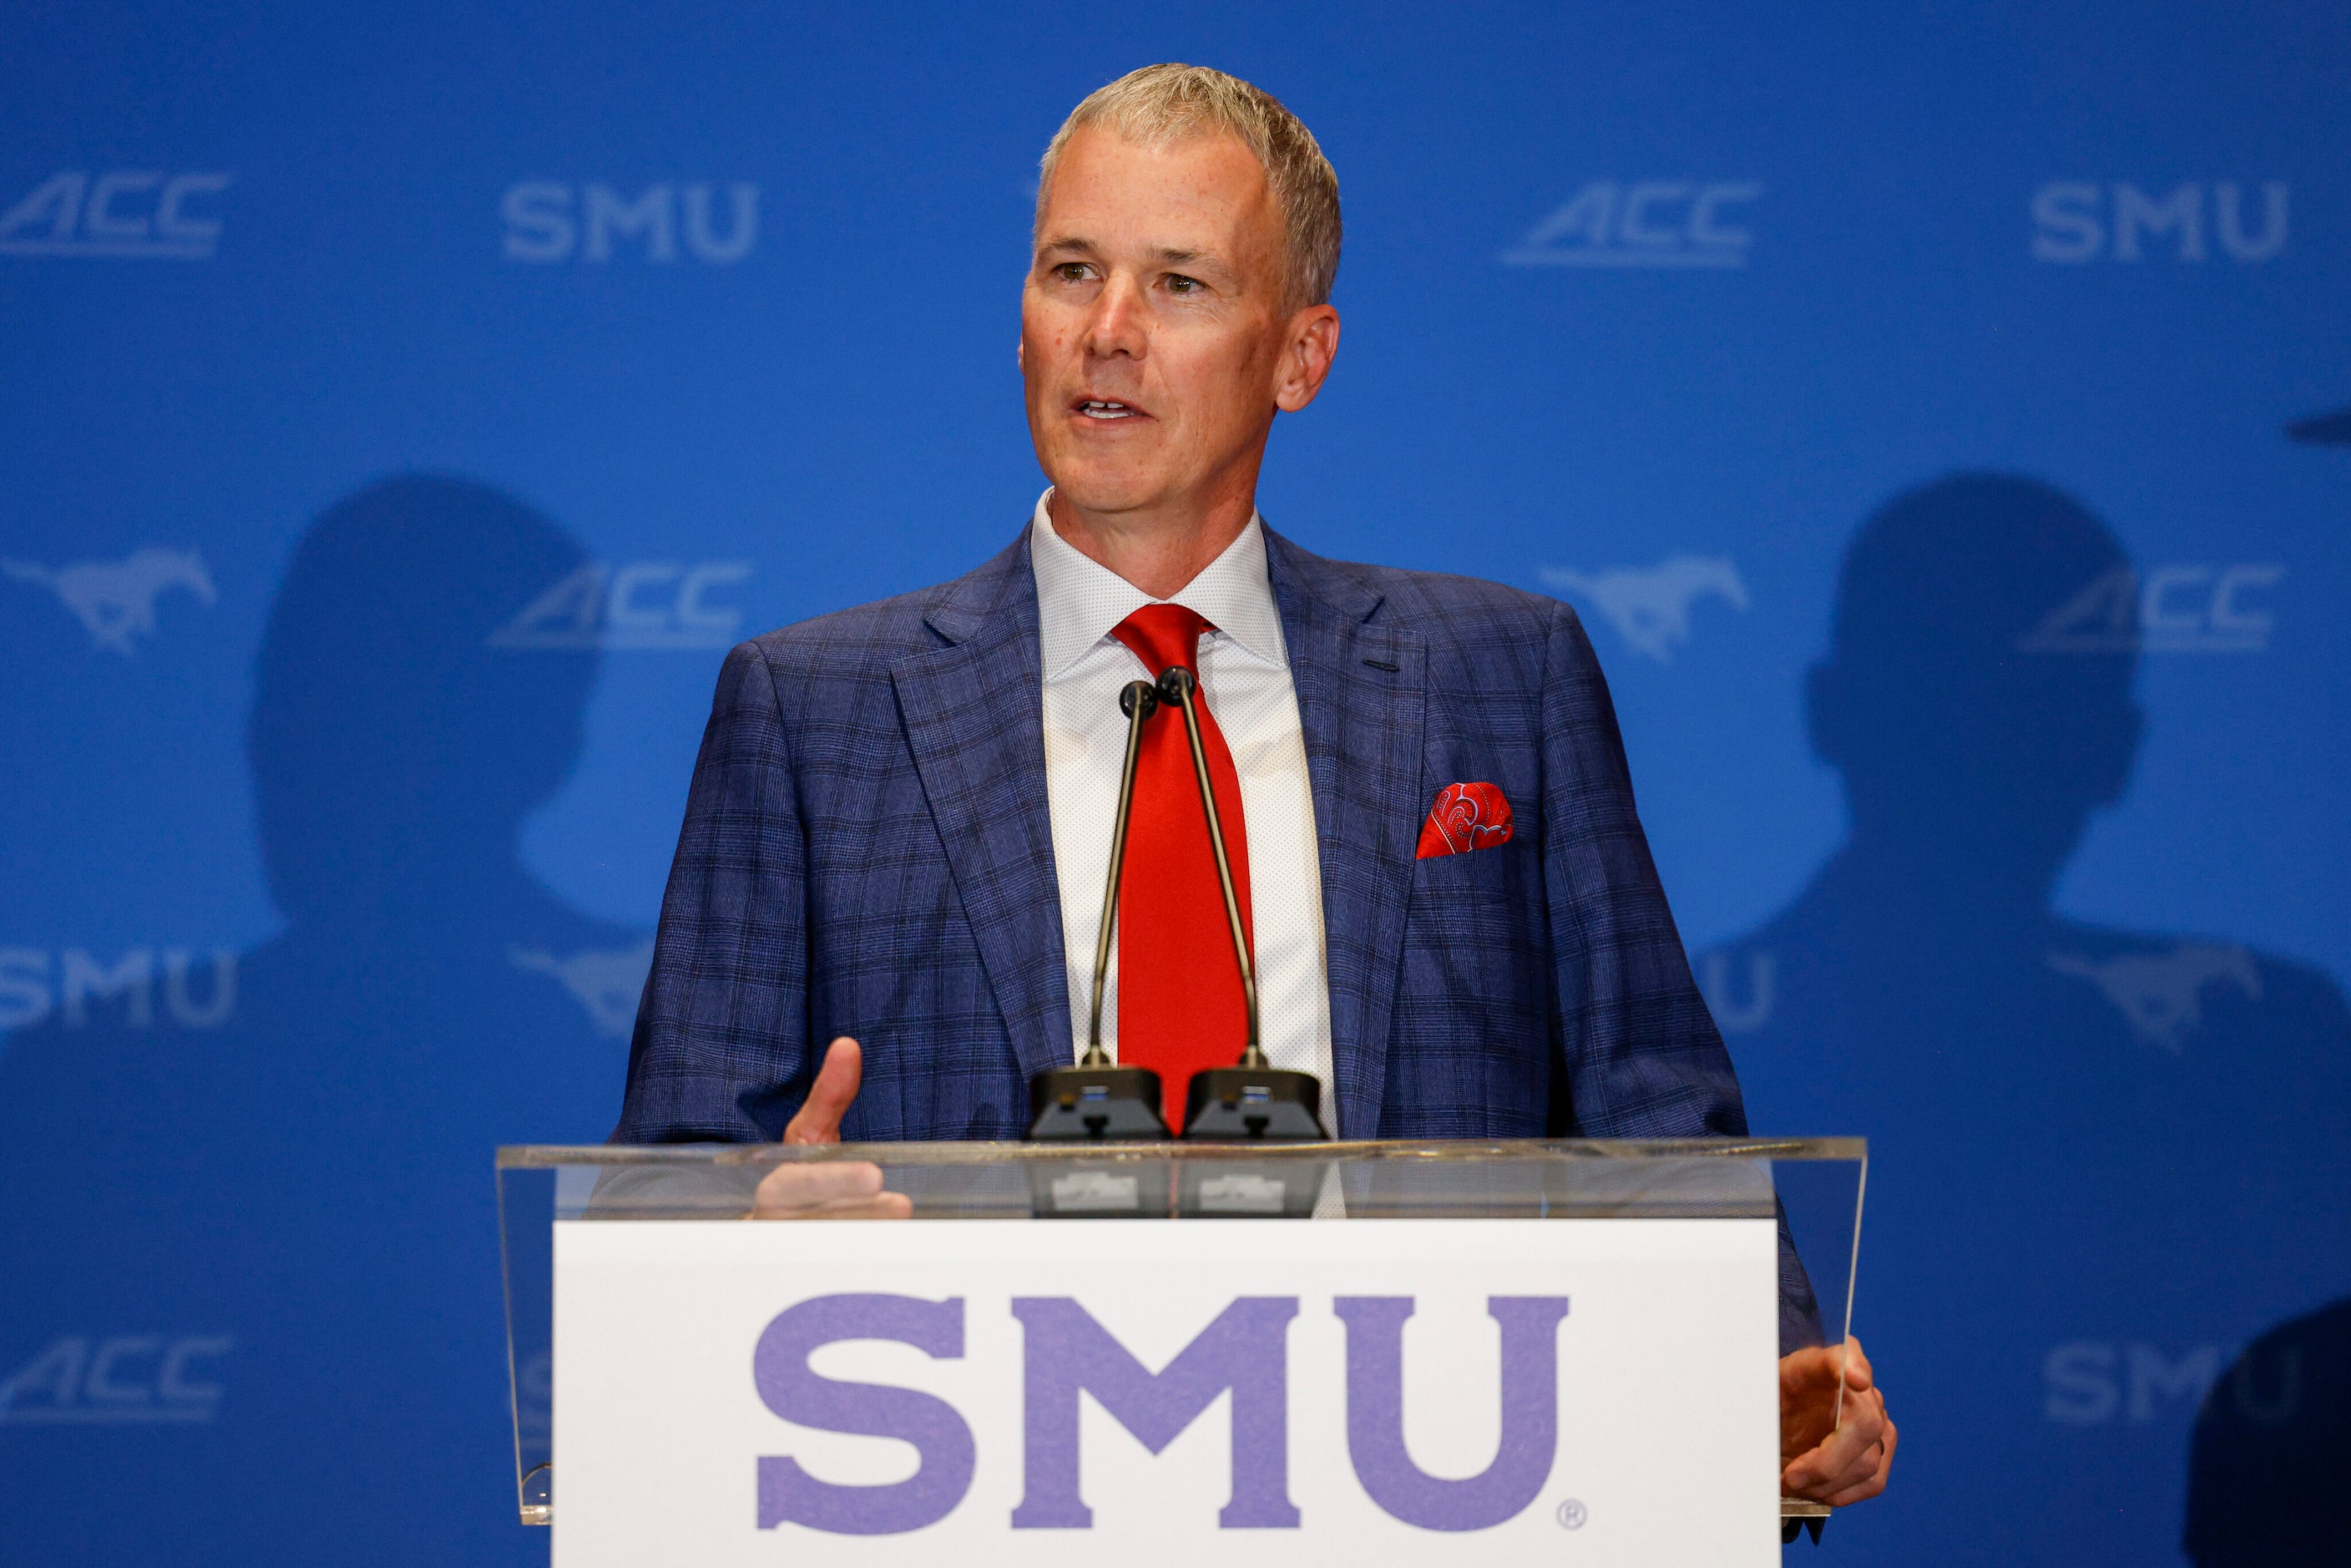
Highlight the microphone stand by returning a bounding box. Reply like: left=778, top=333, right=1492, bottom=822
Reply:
left=1157, top=665, right=1329, bottom=1144
left=1025, top=680, right=1173, bottom=1143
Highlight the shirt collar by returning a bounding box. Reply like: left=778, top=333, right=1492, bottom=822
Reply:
left=1028, top=488, right=1287, bottom=682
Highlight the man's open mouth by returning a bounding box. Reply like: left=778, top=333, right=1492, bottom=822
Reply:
left=1075, top=399, right=1143, bottom=420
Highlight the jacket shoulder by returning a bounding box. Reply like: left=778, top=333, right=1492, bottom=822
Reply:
left=1372, top=564, right=1563, bottom=635
left=739, top=529, right=1028, bottom=680
left=1275, top=534, right=1567, bottom=643
left=747, top=584, right=948, bottom=670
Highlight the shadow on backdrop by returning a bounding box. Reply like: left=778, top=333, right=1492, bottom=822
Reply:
left=2182, top=1294, right=2351, bottom=1565
left=1705, top=473, right=2351, bottom=1565
left=0, top=476, right=645, bottom=1565
left=2182, top=412, right=2351, bottom=1564
left=2283, top=406, right=2351, bottom=447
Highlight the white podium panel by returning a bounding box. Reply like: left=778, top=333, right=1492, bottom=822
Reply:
left=551, top=1217, right=1777, bottom=1566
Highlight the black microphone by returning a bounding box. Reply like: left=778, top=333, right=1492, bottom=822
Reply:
left=1026, top=680, right=1173, bottom=1142
left=1156, top=665, right=1329, bottom=1143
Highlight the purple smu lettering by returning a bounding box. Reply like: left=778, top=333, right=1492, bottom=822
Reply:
left=1335, top=1296, right=1571, bottom=1530
left=1010, top=1296, right=1300, bottom=1530
left=751, top=1294, right=976, bottom=1535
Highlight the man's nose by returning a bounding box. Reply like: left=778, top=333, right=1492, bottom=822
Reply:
left=1082, top=272, right=1149, bottom=361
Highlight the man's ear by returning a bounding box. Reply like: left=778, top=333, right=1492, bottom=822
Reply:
left=1273, top=304, right=1341, bottom=412
left=1016, top=336, right=1025, bottom=374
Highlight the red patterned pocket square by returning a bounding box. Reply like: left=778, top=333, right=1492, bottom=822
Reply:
left=1417, top=781, right=1514, bottom=858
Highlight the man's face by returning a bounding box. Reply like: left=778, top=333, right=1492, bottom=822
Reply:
left=1021, top=125, right=1327, bottom=522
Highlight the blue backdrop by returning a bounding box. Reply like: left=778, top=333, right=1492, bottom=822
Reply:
left=3, top=3, right=2345, bottom=1562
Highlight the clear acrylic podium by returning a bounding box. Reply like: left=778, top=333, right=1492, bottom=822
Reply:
left=498, top=1137, right=1864, bottom=1550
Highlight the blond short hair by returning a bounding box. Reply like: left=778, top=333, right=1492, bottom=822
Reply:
left=1036, top=63, right=1342, bottom=311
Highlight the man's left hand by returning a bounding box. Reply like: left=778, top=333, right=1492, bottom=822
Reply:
left=746, top=1038, right=913, bottom=1220
left=1779, top=1335, right=1896, bottom=1506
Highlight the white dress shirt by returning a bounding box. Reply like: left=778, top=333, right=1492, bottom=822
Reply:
left=1029, top=490, right=1337, bottom=1133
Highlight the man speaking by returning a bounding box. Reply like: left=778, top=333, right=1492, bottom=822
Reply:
left=614, top=63, right=1892, bottom=1509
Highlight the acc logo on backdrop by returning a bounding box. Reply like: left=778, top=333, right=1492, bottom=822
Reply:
left=488, top=560, right=753, bottom=651
left=509, top=939, right=654, bottom=1039
left=0, top=1335, right=233, bottom=1424
left=2019, top=564, right=2284, bottom=653
left=502, top=181, right=758, bottom=264
left=1539, top=556, right=1748, bottom=663
left=1503, top=181, right=1763, bottom=269
left=2030, top=181, right=2288, bottom=264
left=0, top=171, right=232, bottom=258
left=3, top=549, right=216, bottom=655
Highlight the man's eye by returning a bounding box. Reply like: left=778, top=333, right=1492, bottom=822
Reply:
left=1165, top=274, right=1202, bottom=295
left=1053, top=262, right=1091, bottom=282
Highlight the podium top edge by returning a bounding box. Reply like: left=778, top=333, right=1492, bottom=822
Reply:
left=494, top=1136, right=1867, bottom=1169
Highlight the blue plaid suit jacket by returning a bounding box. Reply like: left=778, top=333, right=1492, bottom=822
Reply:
left=613, top=524, right=1751, bottom=1146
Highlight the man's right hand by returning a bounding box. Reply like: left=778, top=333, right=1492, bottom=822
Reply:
left=747, top=1037, right=913, bottom=1220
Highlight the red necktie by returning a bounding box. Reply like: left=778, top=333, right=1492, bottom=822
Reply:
left=1110, top=604, right=1253, bottom=1133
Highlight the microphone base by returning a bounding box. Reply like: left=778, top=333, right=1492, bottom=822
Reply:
left=1026, top=1065, right=1171, bottom=1142
left=1180, top=1066, right=1329, bottom=1142
left=1175, top=1155, right=1328, bottom=1218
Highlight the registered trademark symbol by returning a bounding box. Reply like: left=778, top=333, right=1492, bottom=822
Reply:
left=1555, top=1498, right=1588, bottom=1530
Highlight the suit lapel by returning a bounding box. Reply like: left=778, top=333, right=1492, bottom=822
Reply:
left=892, top=533, right=1072, bottom=1087
left=1267, top=531, right=1425, bottom=1140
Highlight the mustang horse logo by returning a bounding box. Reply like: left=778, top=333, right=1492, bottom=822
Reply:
left=3, top=548, right=217, bottom=655
left=1540, top=555, right=1748, bottom=663
left=2049, top=943, right=2263, bottom=1054
left=510, top=940, right=655, bottom=1039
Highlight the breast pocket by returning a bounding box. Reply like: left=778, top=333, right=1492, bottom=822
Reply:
left=1407, top=839, right=1533, bottom=941
left=1398, top=839, right=1548, bottom=1053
